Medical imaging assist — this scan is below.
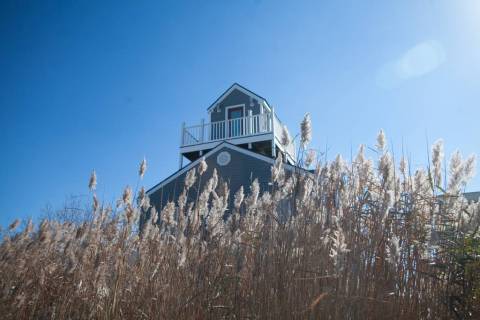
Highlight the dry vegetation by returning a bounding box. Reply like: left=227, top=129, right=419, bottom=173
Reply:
left=1, top=117, right=479, bottom=319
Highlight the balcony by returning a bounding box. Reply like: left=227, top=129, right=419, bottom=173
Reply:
left=180, top=111, right=296, bottom=163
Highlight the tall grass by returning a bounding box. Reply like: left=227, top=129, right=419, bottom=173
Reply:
left=1, top=124, right=479, bottom=319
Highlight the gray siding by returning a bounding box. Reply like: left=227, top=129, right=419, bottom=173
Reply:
left=148, top=146, right=273, bottom=212
left=210, top=89, right=263, bottom=123
left=464, top=192, right=480, bottom=203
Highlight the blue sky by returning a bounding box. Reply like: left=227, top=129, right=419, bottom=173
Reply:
left=1, top=0, right=479, bottom=227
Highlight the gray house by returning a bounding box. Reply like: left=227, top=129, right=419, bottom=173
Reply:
left=146, top=83, right=297, bottom=211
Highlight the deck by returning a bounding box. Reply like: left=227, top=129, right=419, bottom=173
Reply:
left=180, top=112, right=296, bottom=163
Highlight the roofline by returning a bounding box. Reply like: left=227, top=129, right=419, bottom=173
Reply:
left=207, top=83, right=271, bottom=112
left=146, top=141, right=305, bottom=196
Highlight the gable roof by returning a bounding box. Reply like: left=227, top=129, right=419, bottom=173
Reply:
left=146, top=141, right=305, bottom=196
left=207, top=83, right=271, bottom=112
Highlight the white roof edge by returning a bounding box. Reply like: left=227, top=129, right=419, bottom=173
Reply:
left=146, top=142, right=224, bottom=195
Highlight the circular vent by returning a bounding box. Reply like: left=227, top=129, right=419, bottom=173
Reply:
left=216, top=151, right=231, bottom=166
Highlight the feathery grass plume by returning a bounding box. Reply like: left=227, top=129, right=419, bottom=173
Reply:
left=331, top=154, right=346, bottom=182
left=38, top=219, right=51, bottom=243
left=431, top=139, right=444, bottom=187
left=464, top=154, right=476, bottom=182
left=271, top=152, right=285, bottom=185
left=245, top=178, right=260, bottom=207
left=355, top=144, right=366, bottom=165
left=448, top=150, right=464, bottom=192
left=376, top=129, right=386, bottom=152
left=150, top=206, right=158, bottom=225
left=139, top=157, right=147, bottom=179
left=93, top=194, right=99, bottom=212
left=399, top=156, right=408, bottom=176
left=125, top=205, right=136, bottom=225
left=25, top=218, right=33, bottom=234
left=198, top=157, right=208, bottom=175
left=298, top=177, right=313, bottom=202
left=1, top=127, right=478, bottom=320
left=300, top=112, right=312, bottom=147
left=141, top=194, right=151, bottom=212
left=8, top=219, right=20, bottom=231
left=122, top=185, right=133, bottom=205
left=329, top=220, right=349, bottom=268
left=281, top=125, right=291, bottom=147
left=234, top=186, right=244, bottom=210
left=305, top=149, right=316, bottom=167
left=161, top=201, right=176, bottom=227
left=379, top=152, right=394, bottom=190
left=414, top=168, right=428, bottom=193
left=88, top=170, right=97, bottom=191
left=137, top=186, right=146, bottom=207
left=184, top=168, right=196, bottom=189
left=210, top=168, right=219, bottom=192
left=386, top=235, right=401, bottom=265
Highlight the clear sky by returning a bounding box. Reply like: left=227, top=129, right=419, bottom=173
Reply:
left=1, top=0, right=479, bottom=227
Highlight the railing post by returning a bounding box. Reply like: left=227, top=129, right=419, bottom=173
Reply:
left=226, top=119, right=229, bottom=138
left=248, top=110, right=253, bottom=135
left=200, top=118, right=205, bottom=142
left=271, top=107, right=276, bottom=158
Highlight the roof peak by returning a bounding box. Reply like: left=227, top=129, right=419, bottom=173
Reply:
left=207, top=83, right=270, bottom=111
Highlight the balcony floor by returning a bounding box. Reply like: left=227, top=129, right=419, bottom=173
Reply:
left=180, top=132, right=274, bottom=154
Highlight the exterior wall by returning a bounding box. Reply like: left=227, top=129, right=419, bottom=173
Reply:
left=210, top=89, right=263, bottom=123
left=464, top=191, right=480, bottom=203
left=148, top=146, right=273, bottom=212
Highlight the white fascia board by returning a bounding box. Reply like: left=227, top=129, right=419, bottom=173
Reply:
left=147, top=143, right=226, bottom=195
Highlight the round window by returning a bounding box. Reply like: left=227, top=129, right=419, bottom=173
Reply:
left=216, top=151, right=231, bottom=166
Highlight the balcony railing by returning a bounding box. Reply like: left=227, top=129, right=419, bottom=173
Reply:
left=181, top=112, right=296, bottom=161
left=182, top=113, right=273, bottom=146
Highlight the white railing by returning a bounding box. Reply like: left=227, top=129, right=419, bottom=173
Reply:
left=181, top=111, right=296, bottom=162
left=182, top=113, right=273, bottom=146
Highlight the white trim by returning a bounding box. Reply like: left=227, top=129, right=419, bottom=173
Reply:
left=147, top=142, right=303, bottom=196
left=225, top=104, right=245, bottom=139
left=147, top=143, right=227, bottom=195
left=261, top=100, right=272, bottom=113
left=207, top=84, right=271, bottom=112
left=224, top=104, right=245, bottom=122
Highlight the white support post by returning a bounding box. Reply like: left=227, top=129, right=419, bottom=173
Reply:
left=180, top=121, right=186, bottom=146
left=271, top=107, right=276, bottom=158
left=248, top=110, right=253, bottom=135
left=200, top=118, right=205, bottom=143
